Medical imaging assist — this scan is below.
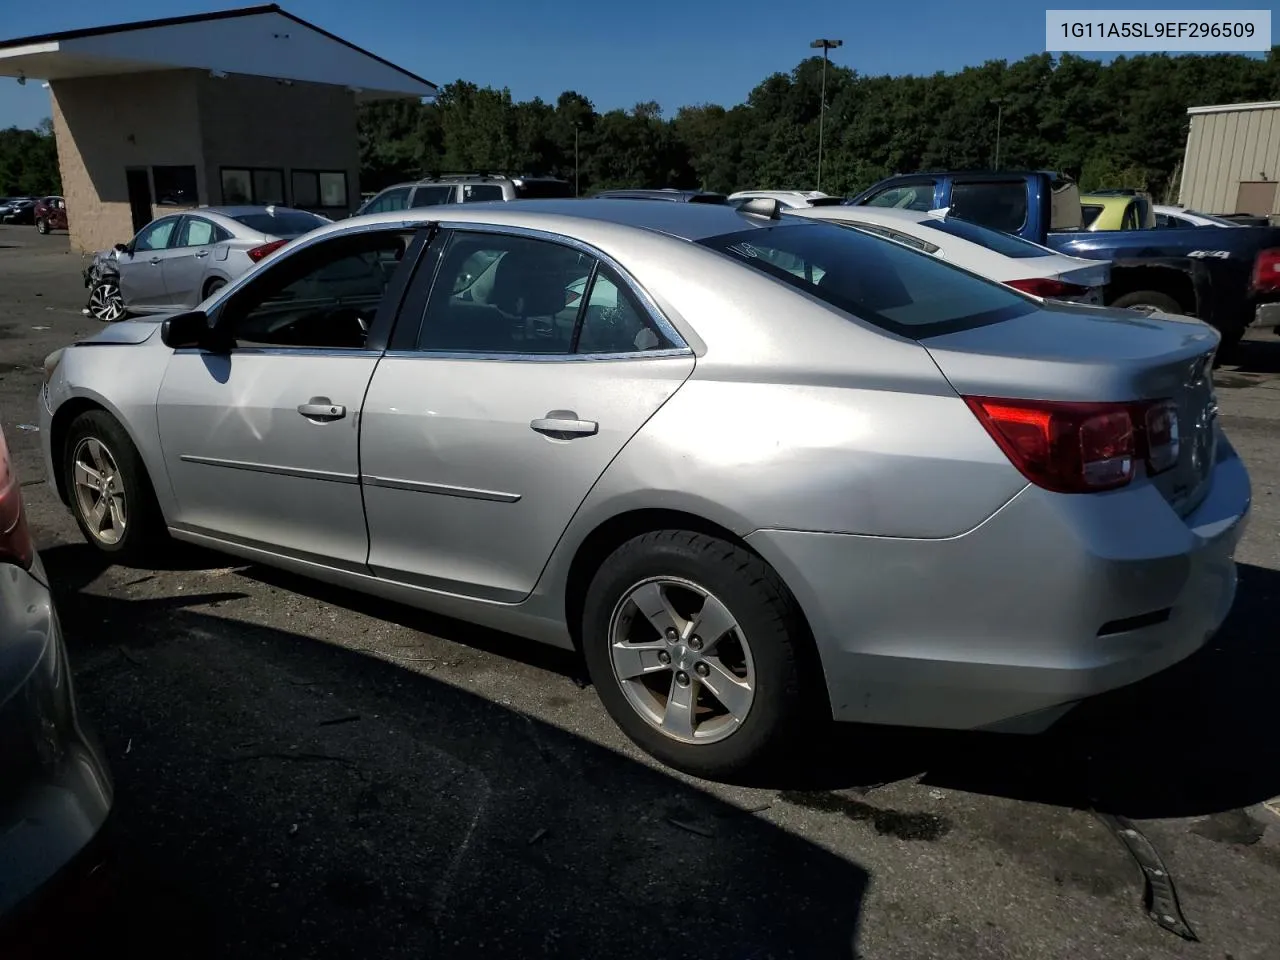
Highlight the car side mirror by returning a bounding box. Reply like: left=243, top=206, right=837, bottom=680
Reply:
left=161, top=310, right=229, bottom=352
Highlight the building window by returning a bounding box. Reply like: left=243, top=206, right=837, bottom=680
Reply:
left=221, top=167, right=286, bottom=206
left=291, top=169, right=349, bottom=210
left=152, top=165, right=198, bottom=206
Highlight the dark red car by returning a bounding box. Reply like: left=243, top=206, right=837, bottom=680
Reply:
left=33, top=196, right=67, bottom=234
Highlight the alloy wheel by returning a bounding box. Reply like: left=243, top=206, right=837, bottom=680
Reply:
left=608, top=576, right=756, bottom=744
left=88, top=281, right=125, bottom=322
left=72, top=437, right=127, bottom=545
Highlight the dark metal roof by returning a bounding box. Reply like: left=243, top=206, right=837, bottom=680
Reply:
left=0, top=4, right=436, bottom=91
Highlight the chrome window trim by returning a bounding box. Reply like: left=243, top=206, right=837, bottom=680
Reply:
left=380, top=347, right=691, bottom=363
left=416, top=220, right=690, bottom=355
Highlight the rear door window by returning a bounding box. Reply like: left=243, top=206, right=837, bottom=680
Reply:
left=699, top=222, right=1035, bottom=338
left=948, top=181, right=1029, bottom=234
left=462, top=184, right=506, bottom=203
left=411, top=185, right=457, bottom=207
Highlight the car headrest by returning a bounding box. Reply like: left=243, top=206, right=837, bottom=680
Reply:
left=489, top=251, right=570, bottom=317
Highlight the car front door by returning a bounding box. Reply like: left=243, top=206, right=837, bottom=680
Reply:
left=155, top=225, right=422, bottom=569
left=161, top=216, right=223, bottom=308
left=117, top=216, right=181, bottom=308
left=359, top=228, right=695, bottom=602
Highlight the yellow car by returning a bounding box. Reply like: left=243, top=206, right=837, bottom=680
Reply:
left=1080, top=192, right=1157, bottom=231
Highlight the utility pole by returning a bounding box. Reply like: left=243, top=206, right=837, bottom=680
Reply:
left=991, top=98, right=1005, bottom=170
left=810, top=38, right=843, bottom=193
left=574, top=122, right=581, bottom=197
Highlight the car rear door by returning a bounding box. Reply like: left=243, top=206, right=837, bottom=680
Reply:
left=358, top=226, right=695, bottom=602
left=161, top=216, right=221, bottom=307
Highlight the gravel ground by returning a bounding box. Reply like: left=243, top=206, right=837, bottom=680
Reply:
left=2, top=224, right=1279, bottom=960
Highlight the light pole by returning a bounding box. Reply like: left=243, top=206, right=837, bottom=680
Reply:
left=810, top=38, right=843, bottom=193
left=991, top=97, right=1005, bottom=170
left=574, top=121, right=581, bottom=197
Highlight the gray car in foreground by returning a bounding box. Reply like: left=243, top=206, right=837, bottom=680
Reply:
left=38, top=200, right=1249, bottom=778
left=83, top=206, right=331, bottom=322
left=0, top=425, right=113, bottom=929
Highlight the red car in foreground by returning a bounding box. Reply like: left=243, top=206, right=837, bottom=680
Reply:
left=34, top=196, right=68, bottom=234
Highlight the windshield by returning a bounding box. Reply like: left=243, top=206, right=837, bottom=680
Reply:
left=233, top=211, right=329, bottom=237
left=916, top=217, right=1055, bottom=259
left=699, top=222, right=1036, bottom=338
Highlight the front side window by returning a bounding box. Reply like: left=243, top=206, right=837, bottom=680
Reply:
left=134, top=217, right=179, bottom=251
left=219, top=230, right=412, bottom=349
left=416, top=232, right=671, bottom=355
left=948, top=181, right=1029, bottom=234
left=699, top=222, right=1036, bottom=338
left=863, top=181, right=936, bottom=212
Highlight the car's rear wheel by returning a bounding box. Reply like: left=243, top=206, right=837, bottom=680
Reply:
left=581, top=530, right=813, bottom=779
left=35, top=218, right=48, bottom=235
left=202, top=277, right=226, bottom=299
left=87, top=279, right=125, bottom=322
left=63, top=410, right=167, bottom=564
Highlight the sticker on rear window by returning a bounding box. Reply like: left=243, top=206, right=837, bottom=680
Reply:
left=727, top=242, right=760, bottom=259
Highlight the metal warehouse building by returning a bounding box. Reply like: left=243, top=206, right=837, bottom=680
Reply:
left=1179, top=100, right=1280, bottom=220
left=0, top=5, right=435, bottom=252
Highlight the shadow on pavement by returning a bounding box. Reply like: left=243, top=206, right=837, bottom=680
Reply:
left=16, top=543, right=869, bottom=960
left=1219, top=334, right=1280, bottom=376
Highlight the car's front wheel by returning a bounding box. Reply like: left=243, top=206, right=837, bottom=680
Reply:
left=87, top=278, right=125, bottom=322
left=582, top=530, right=814, bottom=779
left=35, top=218, right=48, bottom=235
left=63, top=410, right=167, bottom=564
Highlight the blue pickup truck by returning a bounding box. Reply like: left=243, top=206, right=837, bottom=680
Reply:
left=847, top=171, right=1280, bottom=348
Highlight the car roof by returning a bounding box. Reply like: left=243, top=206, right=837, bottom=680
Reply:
left=315, top=198, right=812, bottom=244
left=1079, top=195, right=1132, bottom=209
left=593, top=189, right=726, bottom=202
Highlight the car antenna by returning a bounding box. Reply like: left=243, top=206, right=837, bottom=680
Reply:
left=926, top=206, right=951, bottom=220
left=739, top=197, right=782, bottom=220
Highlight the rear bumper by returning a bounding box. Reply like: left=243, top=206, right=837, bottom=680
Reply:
left=747, top=444, right=1250, bottom=731
left=0, top=562, right=113, bottom=923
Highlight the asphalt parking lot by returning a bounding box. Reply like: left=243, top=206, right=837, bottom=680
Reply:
left=2, top=223, right=1279, bottom=960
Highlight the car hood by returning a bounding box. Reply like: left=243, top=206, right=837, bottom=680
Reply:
left=77, top=319, right=163, bottom=346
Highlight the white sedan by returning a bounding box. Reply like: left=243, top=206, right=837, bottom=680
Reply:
left=793, top=205, right=1110, bottom=303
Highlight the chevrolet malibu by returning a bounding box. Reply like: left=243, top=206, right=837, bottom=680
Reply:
left=37, top=199, right=1250, bottom=779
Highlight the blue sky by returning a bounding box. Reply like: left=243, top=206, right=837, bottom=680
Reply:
left=1, top=0, right=1276, bottom=129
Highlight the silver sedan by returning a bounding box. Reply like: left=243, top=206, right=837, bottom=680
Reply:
left=84, top=206, right=331, bottom=322
left=38, top=200, right=1250, bottom=778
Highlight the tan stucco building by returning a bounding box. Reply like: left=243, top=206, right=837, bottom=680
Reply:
left=1179, top=101, right=1280, bottom=219
left=0, top=5, right=435, bottom=251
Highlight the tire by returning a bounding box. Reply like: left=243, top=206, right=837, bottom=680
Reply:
left=581, top=530, right=814, bottom=779
left=1109, top=290, right=1183, bottom=314
left=35, top=218, right=48, bottom=235
left=202, top=277, right=226, bottom=300
left=62, top=410, right=168, bottom=565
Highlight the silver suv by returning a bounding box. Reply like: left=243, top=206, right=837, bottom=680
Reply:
left=356, top=174, right=574, bottom=215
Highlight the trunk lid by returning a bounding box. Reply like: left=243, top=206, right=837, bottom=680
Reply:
left=923, top=302, right=1221, bottom=516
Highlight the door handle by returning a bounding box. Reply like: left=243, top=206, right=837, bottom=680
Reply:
left=297, top=398, right=347, bottom=421
left=531, top=411, right=598, bottom=439
left=149, top=257, right=161, bottom=265
left=195, top=250, right=209, bottom=258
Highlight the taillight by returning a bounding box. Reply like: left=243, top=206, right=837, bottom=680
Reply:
left=1251, top=248, right=1280, bottom=293
left=247, top=239, right=288, bottom=263
left=964, top=396, right=1179, bottom=494
left=0, top=428, right=34, bottom=569
left=1004, top=277, right=1090, bottom=299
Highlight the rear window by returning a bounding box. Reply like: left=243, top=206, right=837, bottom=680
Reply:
left=699, top=223, right=1036, bottom=338
left=513, top=179, right=574, bottom=199
left=233, top=211, right=329, bottom=237
left=916, top=217, right=1055, bottom=258
left=948, top=181, right=1029, bottom=234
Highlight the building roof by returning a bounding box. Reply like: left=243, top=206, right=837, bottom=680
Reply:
left=0, top=4, right=435, bottom=101
left=1187, top=101, right=1280, bottom=116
